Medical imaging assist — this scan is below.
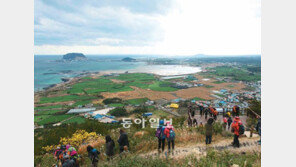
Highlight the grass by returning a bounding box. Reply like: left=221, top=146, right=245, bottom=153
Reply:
left=192, top=97, right=207, bottom=101
left=72, top=100, right=92, bottom=107
left=208, top=66, right=261, bottom=82
left=204, top=85, right=214, bottom=88
left=214, top=93, right=225, bottom=98
left=34, top=115, right=51, bottom=124
left=37, top=114, right=74, bottom=125
left=34, top=104, right=64, bottom=110
left=62, top=116, right=86, bottom=124
left=148, top=81, right=178, bottom=91
left=125, top=98, right=149, bottom=105
left=39, top=95, right=96, bottom=104
left=212, top=80, right=225, bottom=84
left=36, top=109, right=63, bottom=115
left=108, top=103, right=125, bottom=107
left=227, top=84, right=235, bottom=88
left=111, top=73, right=156, bottom=82
left=152, top=110, right=170, bottom=118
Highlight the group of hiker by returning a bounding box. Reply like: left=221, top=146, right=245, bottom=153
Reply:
left=188, top=103, right=260, bottom=148
left=53, top=144, right=80, bottom=167
left=155, top=120, right=176, bottom=154
left=53, top=129, right=129, bottom=167
left=52, top=103, right=260, bottom=166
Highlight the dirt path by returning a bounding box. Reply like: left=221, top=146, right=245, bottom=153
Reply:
left=140, top=137, right=260, bottom=159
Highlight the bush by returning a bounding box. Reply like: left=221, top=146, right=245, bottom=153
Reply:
left=132, top=106, right=149, bottom=114
left=103, top=98, right=123, bottom=104
left=109, top=107, right=128, bottom=117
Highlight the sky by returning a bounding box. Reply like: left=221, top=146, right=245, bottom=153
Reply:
left=34, top=0, right=261, bottom=56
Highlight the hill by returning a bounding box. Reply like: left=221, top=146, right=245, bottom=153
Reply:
left=122, top=57, right=136, bottom=62
left=62, top=53, right=87, bottom=61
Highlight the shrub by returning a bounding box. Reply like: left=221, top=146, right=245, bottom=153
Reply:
left=103, top=98, right=123, bottom=104
left=109, top=107, right=128, bottom=117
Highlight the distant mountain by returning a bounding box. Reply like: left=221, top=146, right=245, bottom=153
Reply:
left=62, top=53, right=87, bottom=61
left=122, top=57, right=136, bottom=62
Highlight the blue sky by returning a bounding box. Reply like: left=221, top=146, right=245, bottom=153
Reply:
left=34, top=0, right=261, bottom=55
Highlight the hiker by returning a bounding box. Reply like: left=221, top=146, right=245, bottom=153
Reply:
left=233, top=105, right=240, bottom=116
left=231, top=116, right=244, bottom=148
left=87, top=145, right=100, bottom=167
left=118, top=129, right=129, bottom=153
left=256, top=116, right=261, bottom=145
left=155, top=120, right=166, bottom=153
left=199, top=104, right=204, bottom=116
left=187, top=106, right=193, bottom=127
left=223, top=117, right=227, bottom=130
left=66, top=145, right=79, bottom=166
left=193, top=118, right=198, bottom=127
left=105, top=135, right=115, bottom=160
left=62, top=154, right=76, bottom=167
left=205, top=118, right=214, bottom=145
left=164, top=122, right=175, bottom=153
left=199, top=122, right=204, bottom=128
left=213, top=108, right=218, bottom=120
left=227, top=117, right=233, bottom=130
left=204, top=108, right=208, bottom=120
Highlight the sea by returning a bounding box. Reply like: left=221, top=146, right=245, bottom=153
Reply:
left=34, top=55, right=202, bottom=92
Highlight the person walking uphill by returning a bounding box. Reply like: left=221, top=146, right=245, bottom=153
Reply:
left=231, top=116, right=244, bottom=148
left=87, top=145, right=100, bottom=167
left=118, top=129, right=129, bottom=153
left=155, top=120, right=166, bottom=153
left=227, top=117, right=233, bottom=130
left=256, top=116, right=261, bottom=145
left=105, top=135, right=115, bottom=160
left=205, top=118, right=214, bottom=145
left=164, top=122, right=175, bottom=154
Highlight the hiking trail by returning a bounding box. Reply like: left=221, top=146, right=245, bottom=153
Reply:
left=140, top=137, right=261, bottom=159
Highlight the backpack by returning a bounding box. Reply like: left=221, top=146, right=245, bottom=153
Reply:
left=239, top=124, right=245, bottom=135
left=169, top=129, right=175, bottom=140
left=155, top=127, right=162, bottom=138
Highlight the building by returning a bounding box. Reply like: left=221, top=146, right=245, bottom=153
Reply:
left=67, top=108, right=96, bottom=114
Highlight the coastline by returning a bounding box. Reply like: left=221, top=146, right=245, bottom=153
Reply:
left=35, top=64, right=203, bottom=94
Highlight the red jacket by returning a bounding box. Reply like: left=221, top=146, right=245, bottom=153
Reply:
left=231, top=121, right=240, bottom=136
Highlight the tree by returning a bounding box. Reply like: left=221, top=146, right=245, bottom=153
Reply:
left=109, top=107, right=128, bottom=117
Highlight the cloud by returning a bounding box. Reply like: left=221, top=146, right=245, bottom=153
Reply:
left=34, top=0, right=260, bottom=55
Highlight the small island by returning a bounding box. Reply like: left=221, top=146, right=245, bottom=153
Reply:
left=62, top=53, right=87, bottom=61
left=121, top=57, right=136, bottom=62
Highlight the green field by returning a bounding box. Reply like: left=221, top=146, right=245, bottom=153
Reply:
left=72, top=100, right=92, bottom=107
left=37, top=115, right=74, bottom=125
left=212, top=81, right=225, bottom=84
left=62, top=116, right=86, bottom=124
left=34, top=115, right=51, bottom=124
left=36, top=109, right=63, bottom=115
left=125, top=98, right=149, bottom=105
left=38, top=95, right=96, bottom=104
left=148, top=81, right=178, bottom=91
left=108, top=103, right=125, bottom=107
left=34, top=104, right=65, bottom=110
left=208, top=66, right=261, bottom=82
left=192, top=97, right=207, bottom=101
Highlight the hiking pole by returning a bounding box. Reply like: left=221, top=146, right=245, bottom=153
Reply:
left=246, top=107, right=261, bottom=118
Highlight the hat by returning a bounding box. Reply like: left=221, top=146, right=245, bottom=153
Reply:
left=159, top=120, right=164, bottom=125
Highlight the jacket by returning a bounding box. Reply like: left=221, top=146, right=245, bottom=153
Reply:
left=118, top=132, right=129, bottom=148
left=106, top=140, right=115, bottom=156
left=231, top=121, right=241, bottom=136
left=205, top=123, right=213, bottom=136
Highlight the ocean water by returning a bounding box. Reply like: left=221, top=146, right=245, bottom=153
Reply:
left=34, top=55, right=146, bottom=91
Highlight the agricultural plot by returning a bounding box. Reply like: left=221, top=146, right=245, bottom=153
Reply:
left=36, top=109, right=64, bottom=115
left=34, top=104, right=65, bottom=110
left=37, top=114, right=74, bottom=125
left=192, top=97, right=207, bottom=101
left=38, top=95, right=96, bottom=104
left=108, top=103, right=125, bottom=107
left=34, top=115, right=51, bottom=124
left=148, top=81, right=178, bottom=92
left=125, top=98, right=149, bottom=105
